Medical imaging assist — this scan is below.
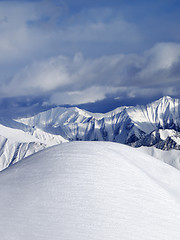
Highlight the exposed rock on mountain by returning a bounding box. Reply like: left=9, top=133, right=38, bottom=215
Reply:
left=15, top=96, right=180, bottom=149
left=0, top=96, right=179, bottom=170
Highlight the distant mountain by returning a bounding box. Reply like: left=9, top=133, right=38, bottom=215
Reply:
left=15, top=96, right=180, bottom=148
left=131, top=129, right=180, bottom=150
left=0, top=96, right=179, bottom=171
left=0, top=141, right=180, bottom=240
left=0, top=123, right=67, bottom=170
left=140, top=146, right=180, bottom=170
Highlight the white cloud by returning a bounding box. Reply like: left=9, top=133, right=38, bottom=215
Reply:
left=0, top=1, right=65, bottom=66
left=1, top=42, right=180, bottom=105
left=139, top=43, right=180, bottom=80
left=50, top=86, right=119, bottom=105
left=0, top=1, right=141, bottom=68
left=0, top=1, right=179, bottom=108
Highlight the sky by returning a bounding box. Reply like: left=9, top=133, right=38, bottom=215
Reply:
left=0, top=0, right=180, bottom=113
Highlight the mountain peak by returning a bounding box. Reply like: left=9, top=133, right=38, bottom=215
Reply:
left=160, top=95, right=173, bottom=101
left=0, top=96, right=180, bottom=171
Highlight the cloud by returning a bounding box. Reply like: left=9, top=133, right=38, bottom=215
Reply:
left=0, top=1, right=141, bottom=67
left=50, top=86, right=119, bottom=105
left=138, top=43, right=180, bottom=84
left=1, top=42, right=180, bottom=105
left=56, top=8, right=140, bottom=44
left=0, top=1, right=180, bottom=108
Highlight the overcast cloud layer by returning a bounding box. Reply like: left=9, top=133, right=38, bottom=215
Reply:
left=0, top=0, right=180, bottom=111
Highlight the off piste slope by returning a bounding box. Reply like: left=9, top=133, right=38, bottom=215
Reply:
left=15, top=96, right=180, bottom=149
left=140, top=146, right=180, bottom=170
left=0, top=141, right=180, bottom=240
left=0, top=123, right=67, bottom=171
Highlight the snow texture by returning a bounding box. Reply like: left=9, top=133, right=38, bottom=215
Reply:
left=0, top=141, right=180, bottom=240
left=140, top=146, right=180, bottom=170
left=0, top=123, right=67, bottom=171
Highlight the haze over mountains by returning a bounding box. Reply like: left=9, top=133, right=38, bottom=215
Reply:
left=0, top=96, right=179, bottom=171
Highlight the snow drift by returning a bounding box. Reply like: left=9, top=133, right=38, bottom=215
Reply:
left=0, top=141, right=180, bottom=240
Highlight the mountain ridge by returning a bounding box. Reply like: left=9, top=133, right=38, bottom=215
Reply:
left=0, top=96, right=179, bottom=171
left=14, top=95, right=180, bottom=146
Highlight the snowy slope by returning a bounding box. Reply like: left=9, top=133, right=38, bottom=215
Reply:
left=0, top=96, right=179, bottom=171
left=140, top=146, right=180, bottom=170
left=0, top=141, right=180, bottom=240
left=0, top=135, right=45, bottom=170
left=0, top=124, right=67, bottom=171
left=126, top=96, right=180, bottom=133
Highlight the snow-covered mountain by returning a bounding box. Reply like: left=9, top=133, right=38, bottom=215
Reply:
left=0, top=123, right=67, bottom=170
left=15, top=96, right=180, bottom=148
left=131, top=129, right=180, bottom=150
left=140, top=146, right=180, bottom=170
left=0, top=96, right=179, bottom=171
left=0, top=141, right=180, bottom=240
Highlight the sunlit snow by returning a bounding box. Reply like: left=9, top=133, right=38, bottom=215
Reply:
left=0, top=141, right=180, bottom=240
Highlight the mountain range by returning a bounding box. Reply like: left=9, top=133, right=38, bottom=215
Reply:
left=0, top=96, right=179, bottom=171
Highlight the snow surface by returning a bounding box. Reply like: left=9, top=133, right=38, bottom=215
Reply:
left=0, top=96, right=180, bottom=172
left=0, top=124, right=67, bottom=171
left=158, top=129, right=180, bottom=145
left=0, top=123, right=42, bottom=143
left=0, top=141, right=180, bottom=240
left=140, top=146, right=180, bottom=170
